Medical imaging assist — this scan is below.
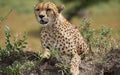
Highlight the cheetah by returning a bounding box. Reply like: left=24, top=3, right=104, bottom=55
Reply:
left=34, top=2, right=89, bottom=75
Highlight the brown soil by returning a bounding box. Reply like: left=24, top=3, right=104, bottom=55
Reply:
left=0, top=49, right=120, bottom=75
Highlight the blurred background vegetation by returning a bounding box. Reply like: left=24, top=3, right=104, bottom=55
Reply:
left=0, top=0, right=120, bottom=51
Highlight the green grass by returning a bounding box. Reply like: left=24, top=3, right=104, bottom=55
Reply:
left=0, top=0, right=38, bottom=14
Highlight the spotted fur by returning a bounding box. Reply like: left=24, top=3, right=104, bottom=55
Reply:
left=34, top=2, right=89, bottom=75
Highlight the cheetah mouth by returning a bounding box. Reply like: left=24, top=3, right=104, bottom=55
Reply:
left=40, top=20, right=48, bottom=24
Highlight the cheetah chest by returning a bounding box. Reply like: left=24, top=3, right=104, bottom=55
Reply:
left=40, top=25, right=77, bottom=56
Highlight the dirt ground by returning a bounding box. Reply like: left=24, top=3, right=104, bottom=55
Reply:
left=0, top=48, right=120, bottom=75
left=36, top=49, right=120, bottom=75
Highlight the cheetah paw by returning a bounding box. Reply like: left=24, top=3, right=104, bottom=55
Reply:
left=43, top=49, right=50, bottom=59
left=70, top=68, right=79, bottom=75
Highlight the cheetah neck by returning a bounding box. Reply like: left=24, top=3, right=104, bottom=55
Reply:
left=57, top=14, right=70, bottom=25
left=57, top=14, right=65, bottom=22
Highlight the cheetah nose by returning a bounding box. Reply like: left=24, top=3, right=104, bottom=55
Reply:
left=39, top=15, right=45, bottom=18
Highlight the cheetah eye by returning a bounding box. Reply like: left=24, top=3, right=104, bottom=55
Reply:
left=35, top=8, right=40, bottom=11
left=46, top=8, right=51, bottom=12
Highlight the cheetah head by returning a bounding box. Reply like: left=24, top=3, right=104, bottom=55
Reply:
left=34, top=2, right=64, bottom=26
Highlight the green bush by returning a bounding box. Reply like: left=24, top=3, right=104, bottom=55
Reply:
left=0, top=26, right=27, bottom=63
left=0, top=26, right=44, bottom=75
left=79, top=18, right=119, bottom=55
left=0, top=26, right=28, bottom=75
left=3, top=61, right=22, bottom=75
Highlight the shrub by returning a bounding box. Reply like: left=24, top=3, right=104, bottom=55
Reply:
left=0, top=26, right=27, bottom=63
left=0, top=26, right=28, bottom=74
left=79, top=18, right=119, bottom=55
left=3, top=61, right=22, bottom=75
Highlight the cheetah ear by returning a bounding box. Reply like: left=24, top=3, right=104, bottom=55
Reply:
left=57, top=5, right=64, bottom=13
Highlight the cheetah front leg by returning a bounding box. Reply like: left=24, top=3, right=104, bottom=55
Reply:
left=70, top=53, right=81, bottom=75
